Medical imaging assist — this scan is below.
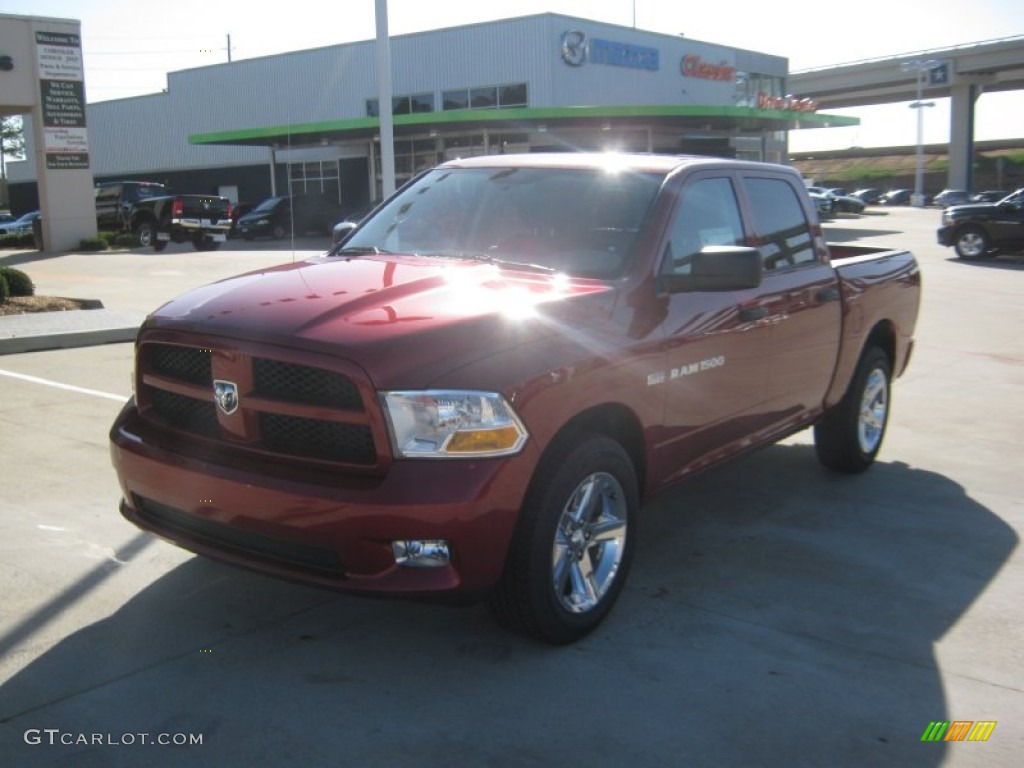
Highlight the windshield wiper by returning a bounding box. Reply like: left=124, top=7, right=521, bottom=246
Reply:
left=331, top=245, right=392, bottom=257
left=428, top=251, right=557, bottom=274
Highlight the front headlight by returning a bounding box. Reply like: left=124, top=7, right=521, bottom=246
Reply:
left=381, top=390, right=529, bottom=458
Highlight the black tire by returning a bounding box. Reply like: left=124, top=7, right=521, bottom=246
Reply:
left=271, top=224, right=288, bottom=239
left=953, top=226, right=992, bottom=260
left=152, top=239, right=168, bottom=252
left=489, top=433, right=638, bottom=644
left=134, top=221, right=156, bottom=248
left=814, top=346, right=892, bottom=473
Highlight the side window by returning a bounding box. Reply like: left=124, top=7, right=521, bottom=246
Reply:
left=661, top=177, right=744, bottom=276
left=743, top=177, right=816, bottom=270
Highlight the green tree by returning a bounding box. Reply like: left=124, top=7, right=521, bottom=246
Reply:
left=1, top=115, right=26, bottom=181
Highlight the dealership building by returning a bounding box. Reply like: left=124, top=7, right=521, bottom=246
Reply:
left=7, top=13, right=855, bottom=217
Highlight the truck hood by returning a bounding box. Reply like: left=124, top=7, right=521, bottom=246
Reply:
left=144, top=254, right=616, bottom=388
left=945, top=202, right=998, bottom=216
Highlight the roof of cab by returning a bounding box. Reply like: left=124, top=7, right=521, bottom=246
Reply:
left=437, top=152, right=793, bottom=176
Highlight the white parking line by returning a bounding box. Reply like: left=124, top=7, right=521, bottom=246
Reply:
left=0, top=368, right=128, bottom=402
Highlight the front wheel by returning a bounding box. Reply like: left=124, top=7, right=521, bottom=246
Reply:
left=814, top=346, right=892, bottom=473
left=953, top=226, right=992, bottom=260
left=489, top=433, right=638, bottom=644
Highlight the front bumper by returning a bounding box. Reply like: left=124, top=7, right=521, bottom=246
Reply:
left=936, top=224, right=956, bottom=246
left=110, top=401, right=536, bottom=597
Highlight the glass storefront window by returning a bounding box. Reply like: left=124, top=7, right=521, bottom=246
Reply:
left=443, top=83, right=528, bottom=111
left=367, top=93, right=436, bottom=117
left=498, top=84, right=527, bottom=108
left=442, top=89, right=469, bottom=111
left=470, top=87, right=497, bottom=109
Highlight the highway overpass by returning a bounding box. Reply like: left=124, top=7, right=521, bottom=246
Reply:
left=789, top=36, right=1024, bottom=190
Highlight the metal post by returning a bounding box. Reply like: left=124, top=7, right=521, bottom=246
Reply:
left=903, top=59, right=939, bottom=207
left=375, top=0, right=396, bottom=198
left=913, top=68, right=925, bottom=206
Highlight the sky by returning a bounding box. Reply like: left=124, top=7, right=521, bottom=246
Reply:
left=6, top=0, right=1024, bottom=153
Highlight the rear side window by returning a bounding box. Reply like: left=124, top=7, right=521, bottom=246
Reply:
left=743, top=177, right=816, bottom=270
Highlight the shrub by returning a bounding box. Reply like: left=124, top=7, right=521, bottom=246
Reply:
left=0, top=274, right=9, bottom=303
left=79, top=236, right=108, bottom=252
left=0, top=266, right=34, bottom=296
left=111, top=232, right=138, bottom=248
left=0, top=233, right=35, bottom=249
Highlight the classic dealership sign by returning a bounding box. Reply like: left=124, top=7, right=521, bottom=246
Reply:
left=560, top=30, right=660, bottom=71
left=35, top=30, right=89, bottom=169
left=680, top=55, right=735, bottom=82
left=757, top=92, right=820, bottom=112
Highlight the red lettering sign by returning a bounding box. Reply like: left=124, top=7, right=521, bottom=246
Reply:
left=756, top=92, right=820, bottom=113
left=680, top=55, right=736, bottom=82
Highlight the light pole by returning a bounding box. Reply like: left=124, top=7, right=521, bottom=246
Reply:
left=902, top=59, right=940, bottom=207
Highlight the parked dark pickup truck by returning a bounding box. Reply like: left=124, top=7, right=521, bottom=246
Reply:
left=110, top=154, right=920, bottom=643
left=937, top=188, right=1024, bottom=259
left=95, top=181, right=233, bottom=251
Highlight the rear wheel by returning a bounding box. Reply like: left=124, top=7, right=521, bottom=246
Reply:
left=134, top=221, right=156, bottom=248
left=490, top=433, right=637, bottom=644
left=953, top=226, right=992, bottom=260
left=814, top=346, right=892, bottom=473
left=271, top=224, right=287, bottom=239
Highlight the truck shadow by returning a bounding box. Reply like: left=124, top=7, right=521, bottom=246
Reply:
left=947, top=254, right=1024, bottom=269
left=822, top=225, right=903, bottom=243
left=1, top=444, right=1013, bottom=766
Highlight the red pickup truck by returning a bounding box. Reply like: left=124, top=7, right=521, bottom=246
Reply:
left=110, top=153, right=920, bottom=644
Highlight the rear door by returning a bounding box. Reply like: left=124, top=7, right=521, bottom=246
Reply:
left=737, top=172, right=842, bottom=425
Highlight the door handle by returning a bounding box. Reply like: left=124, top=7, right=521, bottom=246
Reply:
left=816, top=287, right=840, bottom=302
left=739, top=306, right=769, bottom=322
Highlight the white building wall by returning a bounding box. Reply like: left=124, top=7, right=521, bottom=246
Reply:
left=7, top=13, right=785, bottom=182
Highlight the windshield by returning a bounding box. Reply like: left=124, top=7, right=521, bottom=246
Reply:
left=253, top=197, right=286, bottom=214
left=341, top=166, right=663, bottom=278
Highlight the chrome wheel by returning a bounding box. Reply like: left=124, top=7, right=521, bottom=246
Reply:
left=857, top=368, right=888, bottom=454
left=955, top=229, right=988, bottom=259
left=814, top=346, right=892, bottom=473
left=490, top=434, right=638, bottom=643
left=551, top=471, right=628, bottom=614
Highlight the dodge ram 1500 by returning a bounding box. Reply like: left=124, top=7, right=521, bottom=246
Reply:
left=110, top=153, right=920, bottom=643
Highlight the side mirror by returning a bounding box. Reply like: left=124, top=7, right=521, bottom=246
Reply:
left=331, top=221, right=358, bottom=247
left=658, top=245, right=763, bottom=293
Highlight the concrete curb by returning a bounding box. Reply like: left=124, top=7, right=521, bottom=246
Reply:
left=0, top=308, right=145, bottom=355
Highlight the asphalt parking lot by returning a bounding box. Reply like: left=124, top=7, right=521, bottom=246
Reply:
left=1, top=212, right=1022, bottom=766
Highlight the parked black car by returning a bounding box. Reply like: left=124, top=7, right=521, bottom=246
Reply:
left=235, top=194, right=345, bottom=239
left=851, top=188, right=884, bottom=205
left=932, top=189, right=972, bottom=208
left=879, top=189, right=913, bottom=206
left=937, top=188, right=1024, bottom=259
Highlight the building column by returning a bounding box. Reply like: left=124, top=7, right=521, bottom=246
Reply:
left=947, top=82, right=978, bottom=191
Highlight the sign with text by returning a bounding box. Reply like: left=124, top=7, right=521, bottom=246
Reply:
left=36, top=32, right=84, bottom=79
left=35, top=31, right=90, bottom=169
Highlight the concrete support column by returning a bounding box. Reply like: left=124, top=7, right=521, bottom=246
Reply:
left=947, top=82, right=979, bottom=191
left=2, top=15, right=98, bottom=252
